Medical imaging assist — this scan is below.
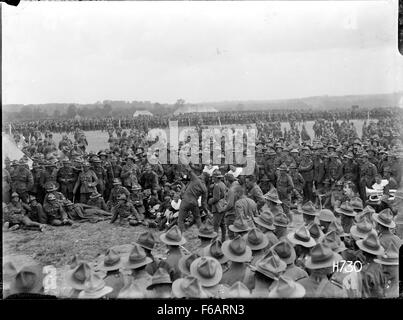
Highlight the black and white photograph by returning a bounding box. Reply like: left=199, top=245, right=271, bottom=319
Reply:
left=2, top=0, right=403, bottom=300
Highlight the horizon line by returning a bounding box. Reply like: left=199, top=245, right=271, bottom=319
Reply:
left=3, top=90, right=402, bottom=107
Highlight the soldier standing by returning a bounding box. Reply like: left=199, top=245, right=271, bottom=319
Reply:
left=99, top=150, right=113, bottom=200
left=289, top=164, right=304, bottom=206
left=11, top=159, right=34, bottom=203
left=299, top=147, right=314, bottom=202
left=326, top=153, right=343, bottom=185
left=3, top=167, right=12, bottom=204
left=342, top=152, right=358, bottom=184
left=121, top=155, right=139, bottom=190
left=73, top=161, right=98, bottom=204
left=264, top=149, right=277, bottom=187
left=57, top=159, right=76, bottom=201
left=139, top=164, right=160, bottom=195
left=245, top=175, right=266, bottom=212
left=39, top=161, right=58, bottom=196
left=358, top=153, right=378, bottom=201
left=276, top=164, right=295, bottom=221
left=91, top=156, right=108, bottom=199
left=209, top=170, right=227, bottom=242
left=313, top=150, right=325, bottom=191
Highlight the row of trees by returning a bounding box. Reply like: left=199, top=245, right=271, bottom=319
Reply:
left=3, top=99, right=187, bottom=121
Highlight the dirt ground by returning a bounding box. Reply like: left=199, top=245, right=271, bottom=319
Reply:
left=3, top=211, right=303, bottom=268
left=3, top=221, right=202, bottom=267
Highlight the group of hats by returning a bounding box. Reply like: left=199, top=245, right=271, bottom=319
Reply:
left=65, top=260, right=113, bottom=299
left=229, top=215, right=255, bottom=234
left=264, top=189, right=283, bottom=205
left=3, top=263, right=44, bottom=296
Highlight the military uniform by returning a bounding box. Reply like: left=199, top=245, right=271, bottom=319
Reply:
left=110, top=163, right=122, bottom=181
left=87, top=197, right=109, bottom=212
left=31, top=166, right=44, bottom=201
left=326, top=159, right=343, bottom=184
left=299, top=156, right=314, bottom=202
left=3, top=169, right=11, bottom=204
left=5, top=202, right=28, bottom=225
left=342, top=159, right=358, bottom=183
left=120, top=163, right=140, bottom=189
left=57, top=165, right=76, bottom=201
left=110, top=201, right=141, bottom=224
left=234, top=195, right=258, bottom=220
left=290, top=171, right=304, bottom=196
left=101, top=159, right=113, bottom=200
left=209, top=179, right=227, bottom=242
left=43, top=190, right=65, bottom=208
left=140, top=171, right=160, bottom=192
left=43, top=201, right=69, bottom=226
left=247, top=184, right=266, bottom=211
left=92, top=165, right=108, bottom=198
left=276, top=173, right=294, bottom=220
left=74, top=169, right=98, bottom=204
left=108, top=185, right=131, bottom=209
left=297, top=275, right=347, bottom=298
left=313, top=157, right=326, bottom=188
left=11, top=166, right=34, bottom=203
left=40, top=168, right=58, bottom=192
left=360, top=261, right=386, bottom=298
left=264, top=158, right=277, bottom=186
left=359, top=161, right=378, bottom=200
left=378, top=230, right=402, bottom=250
left=27, top=202, right=48, bottom=224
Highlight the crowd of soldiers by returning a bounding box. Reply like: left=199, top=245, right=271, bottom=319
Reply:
left=4, top=107, right=401, bottom=137
left=2, top=108, right=403, bottom=299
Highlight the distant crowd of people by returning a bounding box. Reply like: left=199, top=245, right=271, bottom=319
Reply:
left=4, top=107, right=402, bottom=137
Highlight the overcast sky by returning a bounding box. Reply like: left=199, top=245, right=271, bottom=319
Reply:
left=3, top=0, right=402, bottom=105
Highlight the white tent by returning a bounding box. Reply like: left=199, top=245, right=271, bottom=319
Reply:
left=2, top=134, right=33, bottom=169
left=133, top=110, right=153, bottom=117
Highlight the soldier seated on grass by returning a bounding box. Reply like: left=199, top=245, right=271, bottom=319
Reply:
left=110, top=193, right=143, bottom=226
left=43, top=193, right=73, bottom=226
left=3, top=193, right=47, bottom=232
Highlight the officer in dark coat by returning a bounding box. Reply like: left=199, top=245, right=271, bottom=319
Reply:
left=326, top=152, right=343, bottom=185
left=342, top=152, right=358, bottom=184
left=73, top=161, right=98, bottom=204
left=209, top=170, right=227, bottom=242
left=299, top=147, right=314, bottom=202
left=358, top=153, right=378, bottom=200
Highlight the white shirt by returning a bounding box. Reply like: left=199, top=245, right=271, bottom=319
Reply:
left=203, top=165, right=219, bottom=176
left=228, top=167, right=243, bottom=178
